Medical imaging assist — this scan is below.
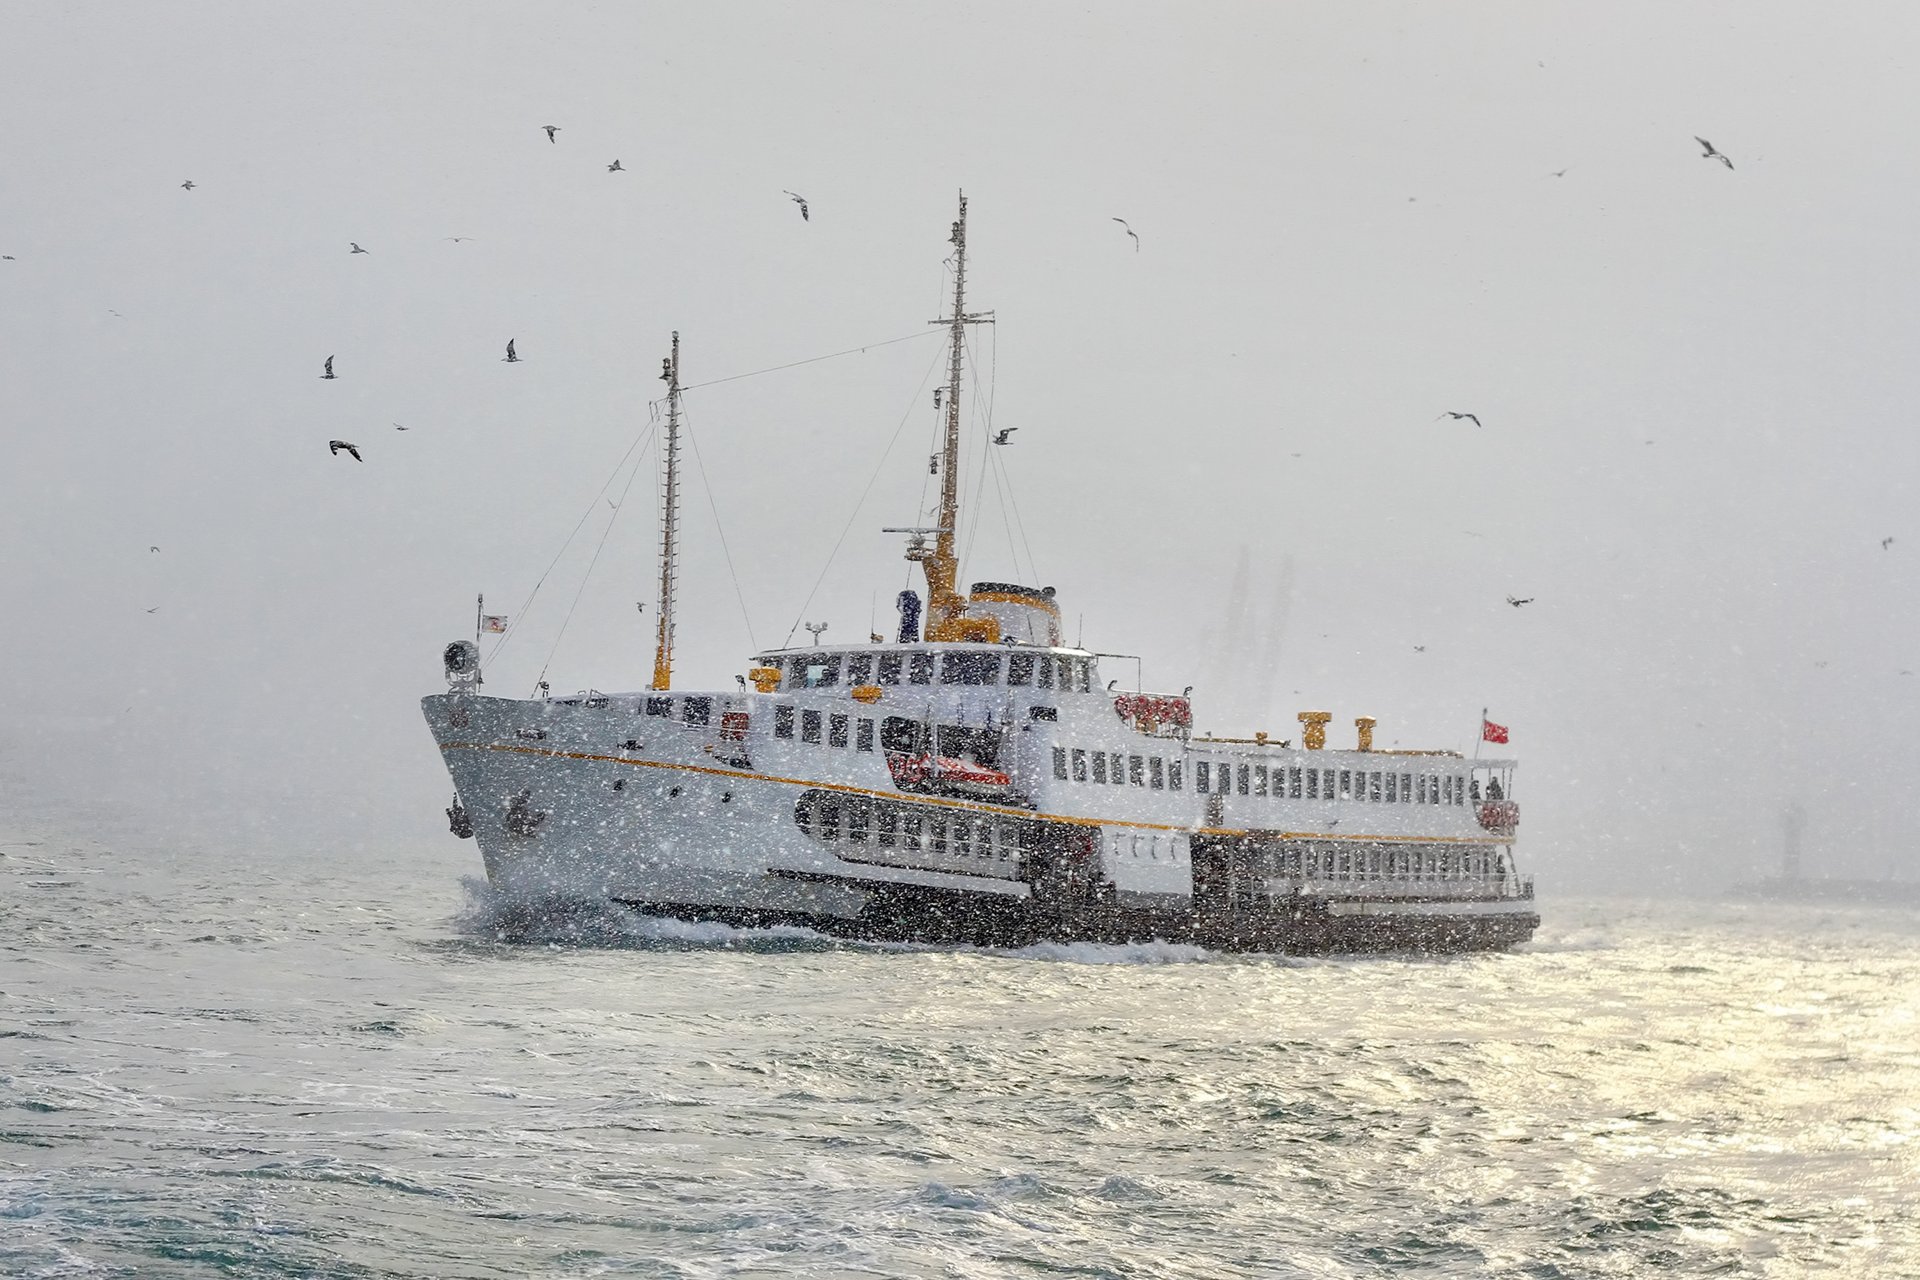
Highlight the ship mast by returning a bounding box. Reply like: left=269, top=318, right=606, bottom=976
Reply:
left=651, top=331, right=681, bottom=690
left=917, top=191, right=992, bottom=641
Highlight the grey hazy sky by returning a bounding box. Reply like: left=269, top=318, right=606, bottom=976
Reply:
left=4, top=3, right=1917, bottom=891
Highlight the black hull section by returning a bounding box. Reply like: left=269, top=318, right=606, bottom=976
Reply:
left=607, top=878, right=1538, bottom=956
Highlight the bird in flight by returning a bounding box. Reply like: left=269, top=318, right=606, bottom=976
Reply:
left=1695, top=137, right=1734, bottom=169
left=783, top=190, right=809, bottom=221
left=992, top=427, right=1018, bottom=445
left=1506, top=595, right=1534, bottom=607
left=2, top=254, right=15, bottom=261
left=150, top=546, right=160, bottom=553
left=1439, top=411, right=1482, bottom=427
left=393, top=423, right=410, bottom=431
left=349, top=242, right=368, bottom=254
left=503, top=339, right=520, bottom=363
left=607, top=159, right=624, bottom=172
left=180, top=180, right=195, bottom=191
left=1112, top=218, right=1140, bottom=251
left=1413, top=645, right=1426, bottom=652
left=321, top=355, right=336, bottom=380
left=444, top=236, right=475, bottom=243
left=1549, top=168, right=1570, bottom=178
left=328, top=440, right=362, bottom=461
left=1882, top=536, right=1894, bottom=549
left=145, top=607, right=160, bottom=614
left=542, top=125, right=560, bottom=143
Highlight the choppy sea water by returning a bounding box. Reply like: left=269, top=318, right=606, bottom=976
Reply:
left=2, top=822, right=1917, bottom=1279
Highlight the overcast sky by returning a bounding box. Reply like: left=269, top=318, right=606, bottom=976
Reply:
left=4, top=3, right=1917, bottom=893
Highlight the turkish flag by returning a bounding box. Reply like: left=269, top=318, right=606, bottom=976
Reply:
left=1482, top=718, right=1509, bottom=744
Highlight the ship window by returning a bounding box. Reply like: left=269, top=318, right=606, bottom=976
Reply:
left=645, top=696, right=674, bottom=717
left=877, top=806, right=898, bottom=846
left=1037, top=655, right=1055, bottom=690
left=1009, top=653, right=1035, bottom=686
left=938, top=725, right=1002, bottom=767
left=829, top=713, right=849, bottom=748
left=773, top=705, right=795, bottom=738
left=1305, top=768, right=1318, bottom=799
left=876, top=653, right=904, bottom=685
left=1415, top=775, right=1426, bottom=803
left=941, top=651, right=1003, bottom=685
left=952, top=817, right=972, bottom=858
left=801, top=709, right=822, bottom=744
left=930, top=816, right=947, bottom=857
left=1339, top=770, right=1352, bottom=800
left=680, top=696, right=710, bottom=726
left=1402, top=773, right=1413, bottom=803
left=903, top=811, right=924, bottom=849
left=1071, top=748, right=1089, bottom=781
left=881, top=716, right=921, bottom=753
left=1237, top=764, right=1251, bottom=796
left=798, top=654, right=840, bottom=687
left=908, top=652, right=934, bottom=684
left=856, top=719, right=875, bottom=752
left=1077, top=660, right=1094, bottom=692
left=1195, top=761, right=1211, bottom=793
left=1149, top=757, right=1165, bottom=789
left=847, top=799, right=870, bottom=843
left=1290, top=766, right=1303, bottom=799
left=1169, top=760, right=1183, bottom=791
left=816, top=797, right=840, bottom=841
left=1254, top=765, right=1268, bottom=797
left=847, top=653, right=873, bottom=685
left=1092, top=751, right=1109, bottom=784
left=1052, top=746, right=1068, bottom=779
left=1128, top=755, right=1145, bottom=786
left=1441, top=775, right=1452, bottom=804
left=1457, top=775, right=1468, bottom=806
left=1110, top=752, right=1126, bottom=785
left=1386, top=772, right=1398, bottom=803
left=1369, top=771, right=1382, bottom=802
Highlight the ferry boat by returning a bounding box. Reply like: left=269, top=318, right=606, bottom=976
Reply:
left=423, top=194, right=1538, bottom=954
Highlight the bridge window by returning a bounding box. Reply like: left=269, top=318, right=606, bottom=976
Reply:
left=801, top=709, right=822, bottom=744
left=941, top=651, right=1003, bottom=685
left=876, top=653, right=904, bottom=685
left=1110, top=752, right=1126, bottom=785
left=773, top=705, right=795, bottom=738
left=1071, top=748, right=1089, bottom=781
left=1196, top=761, right=1211, bottom=793
left=645, top=696, right=673, bottom=717
left=1092, top=751, right=1108, bottom=783
left=1036, top=655, right=1054, bottom=689
left=1076, top=660, right=1094, bottom=692
left=1306, top=768, right=1319, bottom=800
left=1169, top=760, right=1183, bottom=790
left=856, top=719, right=875, bottom=752
left=908, top=652, right=934, bottom=684
left=847, top=653, right=873, bottom=685
left=1009, top=653, right=1035, bottom=686
left=1457, top=775, right=1468, bottom=805
left=1401, top=773, right=1413, bottom=802
left=1339, top=770, right=1352, bottom=800
left=1441, top=775, right=1452, bottom=804
left=797, top=655, right=840, bottom=687
left=1369, top=771, right=1382, bottom=802
left=1238, top=764, right=1251, bottom=796
left=1289, top=766, right=1303, bottom=798
left=1386, top=772, right=1398, bottom=803
left=1128, top=755, right=1145, bottom=786
left=1254, top=765, right=1268, bottom=797
left=1052, top=746, right=1068, bottom=779
left=1149, top=757, right=1165, bottom=789
left=829, top=713, right=849, bottom=748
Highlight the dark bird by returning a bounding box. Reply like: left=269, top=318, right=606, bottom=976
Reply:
left=2, top=255, right=14, bottom=261
left=145, top=607, right=159, bottom=614
left=1549, top=168, right=1570, bottom=178
left=783, top=190, right=809, bottom=221
left=349, top=242, right=368, bottom=254
left=542, top=125, right=560, bottom=143
left=149, top=546, right=160, bottom=553
left=992, top=427, right=1018, bottom=445
left=1695, top=136, right=1734, bottom=169
left=1111, top=218, right=1140, bottom=251
left=1439, top=411, right=1482, bottom=427
left=180, top=180, right=195, bottom=191
left=1413, top=645, right=1426, bottom=652
left=1506, top=595, right=1534, bottom=607
left=444, top=236, right=476, bottom=243
left=320, top=355, right=336, bottom=380
left=1882, top=537, right=1894, bottom=550
left=328, top=440, right=362, bottom=461
left=607, top=159, right=624, bottom=172
left=503, top=339, right=520, bottom=363
left=393, top=424, right=410, bottom=432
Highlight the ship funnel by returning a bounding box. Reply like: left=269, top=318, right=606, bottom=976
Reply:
left=1298, top=710, right=1331, bottom=750
left=1355, top=716, right=1376, bottom=752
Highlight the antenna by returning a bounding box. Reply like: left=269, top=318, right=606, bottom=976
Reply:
left=651, top=332, right=681, bottom=690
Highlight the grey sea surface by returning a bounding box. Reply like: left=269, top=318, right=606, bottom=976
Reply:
left=2, top=821, right=1917, bottom=1279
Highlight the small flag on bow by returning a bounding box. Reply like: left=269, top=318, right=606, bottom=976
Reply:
left=481, top=615, right=509, bottom=634
left=1482, top=717, right=1509, bottom=745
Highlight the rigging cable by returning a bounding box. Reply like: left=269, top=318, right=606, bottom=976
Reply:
left=650, top=329, right=941, bottom=403
left=681, top=404, right=758, bottom=651
left=533, top=424, right=657, bottom=694
left=783, top=341, right=950, bottom=648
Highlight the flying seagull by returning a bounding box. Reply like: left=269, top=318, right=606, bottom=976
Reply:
left=1882, top=536, right=1894, bottom=549
left=444, top=236, right=475, bottom=243
left=150, top=546, right=160, bottom=553
left=1439, top=411, right=1482, bottom=427
left=1549, top=168, right=1571, bottom=178
left=607, top=159, right=624, bottom=172
left=328, top=440, right=362, bottom=461
left=783, top=190, right=809, bottom=221
left=1506, top=595, right=1534, bottom=607
left=503, top=339, right=520, bottom=363
left=1695, top=136, right=1734, bottom=169
left=1413, top=645, right=1426, bottom=652
left=542, top=125, right=560, bottom=143
left=349, top=242, right=368, bottom=254
left=393, top=423, right=410, bottom=431
left=321, top=355, right=336, bottom=380
left=2, top=255, right=15, bottom=261
left=180, top=180, right=195, bottom=191
left=146, top=607, right=159, bottom=614
left=992, top=427, right=1018, bottom=445
left=1111, top=218, right=1139, bottom=251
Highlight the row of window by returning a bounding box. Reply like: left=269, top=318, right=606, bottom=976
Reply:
left=1048, top=748, right=1476, bottom=807
left=1289, top=846, right=1503, bottom=882
left=796, top=793, right=1021, bottom=862
left=772, top=705, right=876, bottom=751
left=767, top=650, right=1097, bottom=692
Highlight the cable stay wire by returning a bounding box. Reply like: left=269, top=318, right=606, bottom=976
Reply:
left=783, top=342, right=950, bottom=649
left=486, top=420, right=658, bottom=668
left=680, top=405, right=758, bottom=652
left=534, top=430, right=656, bottom=694
left=647, top=329, right=942, bottom=405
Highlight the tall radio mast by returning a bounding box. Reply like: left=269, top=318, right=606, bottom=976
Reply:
left=651, top=331, right=681, bottom=690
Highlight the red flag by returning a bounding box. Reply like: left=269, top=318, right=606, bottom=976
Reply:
left=1482, top=718, right=1509, bottom=744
